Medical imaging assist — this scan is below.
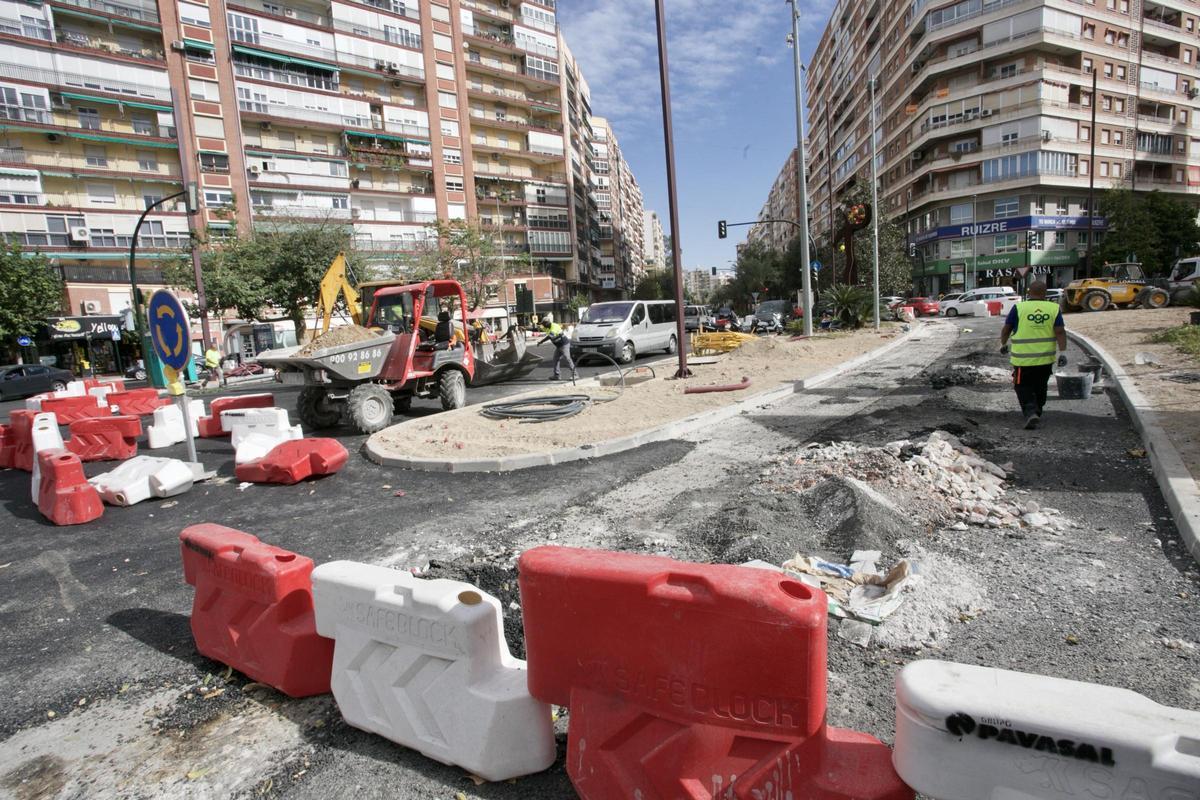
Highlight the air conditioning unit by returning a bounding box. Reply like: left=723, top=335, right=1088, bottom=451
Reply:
left=260, top=121, right=271, bottom=130
left=248, top=164, right=261, bottom=174
left=350, top=178, right=360, bottom=188
left=375, top=61, right=387, bottom=71
left=69, top=226, right=90, bottom=243
left=170, top=39, right=186, bottom=52
left=911, top=151, right=924, bottom=163
left=1042, top=130, right=1052, bottom=141
left=387, top=62, right=399, bottom=74
left=392, top=80, right=404, bottom=88
left=980, top=109, right=993, bottom=117
left=350, top=208, right=360, bottom=218
left=81, top=300, right=102, bottom=314
left=1189, top=88, right=1199, bottom=99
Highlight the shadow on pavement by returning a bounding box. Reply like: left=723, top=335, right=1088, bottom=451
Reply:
left=106, top=607, right=202, bottom=666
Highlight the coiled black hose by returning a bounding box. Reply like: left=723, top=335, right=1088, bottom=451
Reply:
left=480, top=394, right=593, bottom=423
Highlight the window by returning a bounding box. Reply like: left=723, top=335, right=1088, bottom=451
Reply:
left=1051, top=231, right=1067, bottom=250
left=436, top=62, right=455, bottom=80
left=77, top=107, right=99, bottom=130
left=1177, top=168, right=1185, bottom=183
left=1101, top=96, right=1112, bottom=111
left=328, top=161, right=347, bottom=177
left=1116, top=65, right=1126, bottom=80
left=1081, top=125, right=1090, bottom=141
left=1115, top=99, right=1124, bottom=113
left=143, top=193, right=163, bottom=208
left=441, top=120, right=459, bottom=137
left=1113, top=131, right=1123, bottom=145
left=193, top=116, right=225, bottom=138
left=331, top=195, right=348, bottom=209
left=1001, top=131, right=1018, bottom=144
left=311, top=134, right=328, bottom=154
left=1112, top=162, right=1122, bottom=177
left=84, top=145, right=107, bottom=167
left=438, top=91, right=457, bottom=108
left=132, top=114, right=154, bottom=135
left=1100, top=161, right=1109, bottom=176
left=445, top=177, right=464, bottom=192
left=994, top=197, right=1018, bottom=217
left=204, top=189, right=233, bottom=206
left=1187, top=50, right=1194, bottom=64
left=950, top=203, right=973, bottom=224
left=1103, top=63, right=1113, bottom=78
left=1101, top=129, right=1111, bottom=144
left=1084, top=23, right=1095, bottom=39
left=86, top=182, right=115, bottom=204
left=1034, top=196, right=1045, bottom=214
left=1083, top=58, right=1093, bottom=74
left=136, top=150, right=157, bottom=171
left=199, top=152, right=229, bottom=172
left=277, top=131, right=296, bottom=150
left=1080, top=159, right=1089, bottom=175
left=994, top=233, right=1019, bottom=253
left=443, top=148, right=462, bottom=164
left=949, top=239, right=972, bottom=258
left=1059, top=197, right=1069, bottom=215
left=179, top=2, right=210, bottom=26
left=999, top=64, right=1016, bottom=79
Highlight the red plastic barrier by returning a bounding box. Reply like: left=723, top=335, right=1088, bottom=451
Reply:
left=986, top=300, right=1003, bottom=315
left=197, top=393, right=275, bottom=438
left=36, top=449, right=104, bottom=525
left=518, top=546, right=913, bottom=800
left=108, top=388, right=170, bottom=416
left=234, top=438, right=348, bottom=485
left=40, top=396, right=110, bottom=425
left=0, top=423, right=11, bottom=469
left=66, top=415, right=142, bottom=461
left=179, top=523, right=332, bottom=697
left=8, top=410, right=37, bottom=472
left=83, top=378, right=125, bottom=392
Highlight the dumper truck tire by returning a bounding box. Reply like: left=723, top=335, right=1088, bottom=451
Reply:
left=346, top=383, right=393, bottom=433
left=394, top=395, right=412, bottom=414
left=298, top=386, right=342, bottom=430
left=438, top=369, right=466, bottom=411
left=1145, top=288, right=1170, bottom=309
left=1082, top=290, right=1111, bottom=312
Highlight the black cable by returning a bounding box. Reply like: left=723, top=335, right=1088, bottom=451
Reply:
left=480, top=394, right=593, bottom=423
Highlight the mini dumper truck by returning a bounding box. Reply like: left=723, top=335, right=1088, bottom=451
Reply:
left=258, top=280, right=475, bottom=434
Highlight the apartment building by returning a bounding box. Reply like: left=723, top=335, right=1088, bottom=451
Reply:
left=642, top=207, right=665, bottom=273
left=589, top=115, right=643, bottom=296
left=805, top=0, right=1200, bottom=295
left=746, top=148, right=801, bottom=253
left=0, top=0, right=643, bottom=324
left=682, top=267, right=730, bottom=302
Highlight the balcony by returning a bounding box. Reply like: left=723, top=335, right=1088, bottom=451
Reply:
left=460, top=0, right=513, bottom=22
left=233, top=59, right=337, bottom=92
left=49, top=0, right=160, bottom=24
left=342, top=0, right=420, bottom=22
left=350, top=207, right=436, bottom=223
left=0, top=146, right=183, bottom=179
left=250, top=169, right=350, bottom=190
left=253, top=204, right=353, bottom=219
left=238, top=99, right=373, bottom=130
left=465, top=53, right=560, bottom=88
left=347, top=148, right=433, bottom=171
left=471, top=139, right=564, bottom=164
left=467, top=108, right=563, bottom=134
left=229, top=24, right=336, bottom=62
left=335, top=51, right=424, bottom=81
left=0, top=59, right=171, bottom=100
left=55, top=29, right=164, bottom=61
left=333, top=18, right=421, bottom=49
left=0, top=15, right=52, bottom=42
left=229, top=0, right=329, bottom=27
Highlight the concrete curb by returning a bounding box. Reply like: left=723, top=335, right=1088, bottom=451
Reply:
left=1067, top=329, right=1200, bottom=563
left=364, top=324, right=924, bottom=473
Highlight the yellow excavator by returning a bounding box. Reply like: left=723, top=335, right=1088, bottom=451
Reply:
left=311, top=253, right=541, bottom=385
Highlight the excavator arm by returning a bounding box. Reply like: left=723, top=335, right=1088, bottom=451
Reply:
left=316, top=252, right=362, bottom=334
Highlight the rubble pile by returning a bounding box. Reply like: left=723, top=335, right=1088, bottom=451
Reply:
left=928, top=363, right=1011, bottom=389
left=296, top=325, right=382, bottom=356
left=779, top=431, right=1071, bottom=534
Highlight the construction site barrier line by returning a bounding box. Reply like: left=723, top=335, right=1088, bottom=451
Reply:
left=682, top=376, right=751, bottom=394
left=1067, top=329, right=1200, bottom=564
left=364, top=324, right=925, bottom=473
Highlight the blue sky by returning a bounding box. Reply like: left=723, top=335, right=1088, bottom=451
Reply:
left=557, top=0, right=833, bottom=272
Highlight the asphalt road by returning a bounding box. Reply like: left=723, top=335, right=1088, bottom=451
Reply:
left=0, top=317, right=1195, bottom=800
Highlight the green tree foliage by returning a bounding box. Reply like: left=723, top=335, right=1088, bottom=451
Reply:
left=713, top=242, right=784, bottom=309
left=410, top=219, right=532, bottom=311
left=840, top=183, right=911, bottom=294
left=1096, top=189, right=1200, bottom=275
left=825, top=283, right=875, bottom=329
left=0, top=241, right=64, bottom=338
left=164, top=216, right=354, bottom=338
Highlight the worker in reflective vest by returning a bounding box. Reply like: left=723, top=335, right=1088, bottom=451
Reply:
left=538, top=313, right=577, bottom=382
left=1000, top=281, right=1067, bottom=429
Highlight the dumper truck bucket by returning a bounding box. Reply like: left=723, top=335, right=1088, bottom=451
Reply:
left=256, top=331, right=397, bottom=383
left=471, top=348, right=543, bottom=387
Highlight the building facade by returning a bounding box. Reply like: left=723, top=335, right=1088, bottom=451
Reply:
left=589, top=115, right=643, bottom=296
left=0, top=0, right=643, bottom=323
left=642, top=208, right=665, bottom=273
left=804, top=0, right=1200, bottom=295
left=683, top=267, right=730, bottom=302
left=747, top=148, right=800, bottom=253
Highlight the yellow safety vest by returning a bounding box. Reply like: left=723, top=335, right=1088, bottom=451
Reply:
left=204, top=348, right=220, bottom=368
left=1010, top=300, right=1061, bottom=367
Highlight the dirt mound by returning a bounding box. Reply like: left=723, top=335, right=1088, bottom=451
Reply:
left=295, top=325, right=382, bottom=356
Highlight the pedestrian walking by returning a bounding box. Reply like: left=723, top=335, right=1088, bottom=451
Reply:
left=999, top=281, right=1067, bottom=429
left=537, top=313, right=577, bottom=381
left=203, top=339, right=225, bottom=388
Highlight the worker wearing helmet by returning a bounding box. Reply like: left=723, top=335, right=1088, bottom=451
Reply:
left=537, top=313, right=577, bottom=381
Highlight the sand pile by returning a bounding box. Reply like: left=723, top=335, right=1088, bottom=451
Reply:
left=296, top=325, right=382, bottom=356
left=371, top=327, right=901, bottom=460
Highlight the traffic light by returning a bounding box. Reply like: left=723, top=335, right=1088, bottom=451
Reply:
left=1026, top=230, right=1039, bottom=249
left=711, top=267, right=717, bottom=276
left=717, top=220, right=728, bottom=239
left=908, top=242, right=916, bottom=258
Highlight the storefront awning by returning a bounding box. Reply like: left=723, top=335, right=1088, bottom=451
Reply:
left=59, top=92, right=172, bottom=112
left=44, top=315, right=123, bottom=341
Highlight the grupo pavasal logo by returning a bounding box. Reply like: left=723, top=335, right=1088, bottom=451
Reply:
left=944, top=712, right=1116, bottom=766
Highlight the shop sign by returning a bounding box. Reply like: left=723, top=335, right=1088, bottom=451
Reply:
left=911, top=215, right=1108, bottom=245
left=45, top=316, right=123, bottom=341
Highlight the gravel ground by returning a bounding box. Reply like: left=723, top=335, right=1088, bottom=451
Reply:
left=0, top=318, right=1195, bottom=800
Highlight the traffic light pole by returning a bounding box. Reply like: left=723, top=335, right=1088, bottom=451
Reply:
left=788, top=0, right=813, bottom=336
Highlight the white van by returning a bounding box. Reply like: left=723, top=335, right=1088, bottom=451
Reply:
left=940, top=286, right=1018, bottom=317
left=571, top=300, right=679, bottom=364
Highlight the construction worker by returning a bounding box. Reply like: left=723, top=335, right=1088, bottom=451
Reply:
left=203, top=339, right=224, bottom=388
left=999, top=281, right=1067, bottom=429
left=537, top=313, right=577, bottom=381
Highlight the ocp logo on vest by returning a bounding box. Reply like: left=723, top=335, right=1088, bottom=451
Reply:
left=1026, top=312, right=1052, bottom=324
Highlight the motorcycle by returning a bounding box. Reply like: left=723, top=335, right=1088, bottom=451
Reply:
left=752, top=312, right=783, bottom=335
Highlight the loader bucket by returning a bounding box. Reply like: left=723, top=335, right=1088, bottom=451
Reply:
left=470, top=338, right=543, bottom=386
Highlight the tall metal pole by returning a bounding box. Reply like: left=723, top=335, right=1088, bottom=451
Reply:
left=169, top=89, right=212, bottom=348
left=1086, top=68, right=1098, bottom=279
left=972, top=193, right=979, bottom=290
left=869, top=76, right=881, bottom=330
left=654, top=0, right=690, bottom=378
left=789, top=1, right=813, bottom=336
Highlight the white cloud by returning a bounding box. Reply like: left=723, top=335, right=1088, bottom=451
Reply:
left=559, top=0, right=827, bottom=140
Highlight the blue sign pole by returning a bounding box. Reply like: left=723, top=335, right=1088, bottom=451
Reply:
left=147, top=289, right=198, bottom=465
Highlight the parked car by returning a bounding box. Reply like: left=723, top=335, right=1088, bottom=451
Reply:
left=570, top=300, right=680, bottom=364
left=1045, top=288, right=1064, bottom=304
left=713, top=308, right=741, bottom=331
left=683, top=304, right=713, bottom=332
left=940, top=286, right=1018, bottom=317
left=881, top=296, right=904, bottom=310
left=897, top=297, right=940, bottom=316
left=0, top=364, right=74, bottom=400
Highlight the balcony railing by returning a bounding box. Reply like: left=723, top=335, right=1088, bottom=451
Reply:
left=333, top=18, right=421, bottom=49
left=350, top=208, right=436, bottom=223
left=467, top=109, right=563, bottom=133
left=253, top=204, right=353, bottom=218
left=334, top=51, right=424, bottom=80
left=0, top=104, right=53, bottom=125
left=0, top=59, right=171, bottom=100
left=230, top=0, right=329, bottom=27
left=229, top=24, right=336, bottom=61
left=50, top=0, right=160, bottom=24
left=56, top=30, right=164, bottom=61
left=342, top=0, right=419, bottom=22
left=0, top=146, right=183, bottom=177
left=238, top=99, right=373, bottom=130
left=459, top=0, right=512, bottom=21
left=61, top=265, right=166, bottom=282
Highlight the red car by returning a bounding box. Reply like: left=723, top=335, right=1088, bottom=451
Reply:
left=892, top=297, right=940, bottom=317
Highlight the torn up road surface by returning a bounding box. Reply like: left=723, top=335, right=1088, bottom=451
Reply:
left=0, top=318, right=1195, bottom=800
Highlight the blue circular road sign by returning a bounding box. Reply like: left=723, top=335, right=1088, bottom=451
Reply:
left=16, top=335, right=32, bottom=347
left=147, top=289, right=192, bottom=370
left=811, top=260, right=823, bottom=272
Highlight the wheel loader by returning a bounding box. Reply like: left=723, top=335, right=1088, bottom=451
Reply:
left=1063, top=262, right=1170, bottom=312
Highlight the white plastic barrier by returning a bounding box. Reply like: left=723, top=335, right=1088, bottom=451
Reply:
left=24, top=394, right=49, bottom=411
left=221, top=408, right=300, bottom=447
left=88, top=384, right=116, bottom=405
left=233, top=431, right=301, bottom=465
left=311, top=561, right=556, bottom=782
left=89, top=456, right=199, bottom=506
left=64, top=380, right=86, bottom=397
left=146, top=400, right=204, bottom=449
left=894, top=660, right=1200, bottom=800
left=29, top=412, right=64, bottom=502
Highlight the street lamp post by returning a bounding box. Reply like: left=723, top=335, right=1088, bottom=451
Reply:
left=787, top=0, right=813, bottom=336
left=869, top=75, right=881, bottom=330
left=972, top=192, right=979, bottom=290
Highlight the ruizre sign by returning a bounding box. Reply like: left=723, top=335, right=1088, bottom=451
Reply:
left=945, top=713, right=1116, bottom=766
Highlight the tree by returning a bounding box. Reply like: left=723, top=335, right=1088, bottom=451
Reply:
left=633, top=269, right=682, bottom=302
left=714, top=242, right=783, bottom=309
left=566, top=291, right=590, bottom=321
left=0, top=241, right=64, bottom=339
left=1096, top=189, right=1200, bottom=275
left=839, top=182, right=911, bottom=294
left=164, top=215, right=355, bottom=338
left=411, top=219, right=514, bottom=311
